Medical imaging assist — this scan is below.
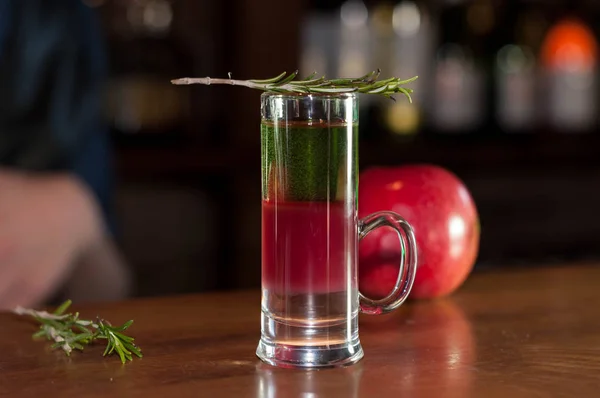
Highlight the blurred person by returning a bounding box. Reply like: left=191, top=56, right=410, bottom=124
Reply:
left=0, top=1, right=130, bottom=309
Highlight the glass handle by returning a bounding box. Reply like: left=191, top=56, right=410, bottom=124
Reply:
left=358, top=211, right=418, bottom=315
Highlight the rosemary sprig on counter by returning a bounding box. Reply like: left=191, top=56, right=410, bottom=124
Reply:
left=14, top=300, right=142, bottom=364
left=171, top=69, right=417, bottom=102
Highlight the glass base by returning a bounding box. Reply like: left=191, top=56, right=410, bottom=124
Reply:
left=256, top=338, right=364, bottom=369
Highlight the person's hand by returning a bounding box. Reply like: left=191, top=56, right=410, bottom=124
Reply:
left=0, top=170, right=108, bottom=309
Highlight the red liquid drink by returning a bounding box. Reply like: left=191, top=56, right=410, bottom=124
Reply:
left=259, top=120, right=359, bottom=347
left=262, top=200, right=355, bottom=295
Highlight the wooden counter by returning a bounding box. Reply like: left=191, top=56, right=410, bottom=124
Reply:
left=1, top=264, right=599, bottom=397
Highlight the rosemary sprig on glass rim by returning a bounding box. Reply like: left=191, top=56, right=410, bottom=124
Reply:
left=14, top=299, right=142, bottom=364
left=171, top=69, right=418, bottom=102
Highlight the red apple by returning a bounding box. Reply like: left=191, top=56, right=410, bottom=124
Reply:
left=358, top=164, right=480, bottom=299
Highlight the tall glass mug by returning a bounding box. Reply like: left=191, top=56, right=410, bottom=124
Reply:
left=257, top=92, right=418, bottom=368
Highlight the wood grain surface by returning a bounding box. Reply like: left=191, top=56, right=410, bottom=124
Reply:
left=1, top=263, right=599, bottom=397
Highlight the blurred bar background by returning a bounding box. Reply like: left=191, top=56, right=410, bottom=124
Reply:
left=91, top=0, right=600, bottom=297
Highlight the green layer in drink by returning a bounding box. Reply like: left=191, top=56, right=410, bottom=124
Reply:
left=261, top=122, right=358, bottom=202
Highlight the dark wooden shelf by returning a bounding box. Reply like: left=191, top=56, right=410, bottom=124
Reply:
left=113, top=131, right=600, bottom=181
left=360, top=132, right=600, bottom=173
left=114, top=145, right=233, bottom=179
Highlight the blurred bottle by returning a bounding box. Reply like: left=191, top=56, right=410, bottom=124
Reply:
left=340, top=0, right=378, bottom=141
left=381, top=0, right=436, bottom=138
left=338, top=0, right=372, bottom=72
left=370, top=1, right=395, bottom=78
left=540, top=10, right=598, bottom=133
left=431, top=0, right=496, bottom=135
left=300, top=7, right=340, bottom=81
left=301, top=1, right=375, bottom=140
left=494, top=0, right=544, bottom=133
left=338, top=0, right=373, bottom=107
left=103, top=0, right=191, bottom=138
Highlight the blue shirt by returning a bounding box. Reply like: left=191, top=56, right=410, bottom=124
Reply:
left=0, top=0, right=114, bottom=232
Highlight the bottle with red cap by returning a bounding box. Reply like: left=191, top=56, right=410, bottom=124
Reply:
left=540, top=3, right=598, bottom=133
left=431, top=0, right=497, bottom=136
left=494, top=0, right=547, bottom=133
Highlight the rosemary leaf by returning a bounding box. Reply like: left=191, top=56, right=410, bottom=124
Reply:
left=14, top=300, right=142, bottom=364
left=111, top=319, right=134, bottom=332
left=54, top=300, right=72, bottom=315
left=172, top=70, right=417, bottom=101
left=291, top=76, right=326, bottom=86
left=270, top=70, right=299, bottom=87
left=301, top=71, right=318, bottom=81
left=248, top=71, right=287, bottom=84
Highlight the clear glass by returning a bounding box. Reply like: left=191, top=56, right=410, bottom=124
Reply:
left=256, top=92, right=418, bottom=368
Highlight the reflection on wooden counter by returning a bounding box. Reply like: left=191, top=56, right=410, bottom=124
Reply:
left=1, top=263, right=599, bottom=397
